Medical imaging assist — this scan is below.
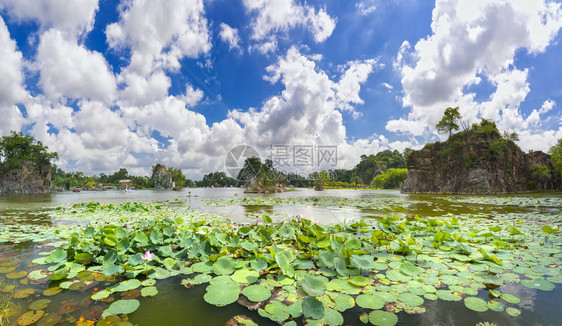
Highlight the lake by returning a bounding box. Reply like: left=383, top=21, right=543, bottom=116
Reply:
left=0, top=189, right=560, bottom=326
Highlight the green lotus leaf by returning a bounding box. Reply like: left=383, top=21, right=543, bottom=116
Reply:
left=500, top=293, right=520, bottom=304
left=301, top=275, right=328, bottom=297
left=141, top=286, right=158, bottom=297
left=225, top=315, right=259, bottom=326
left=286, top=300, right=303, bottom=318
left=182, top=273, right=212, bottom=286
left=0, top=266, right=16, bottom=274
left=42, top=287, right=62, bottom=296
left=279, top=225, right=295, bottom=238
left=398, top=293, right=424, bottom=307
left=275, top=251, right=295, bottom=278
left=520, top=278, right=555, bottom=291
left=35, top=312, right=62, bottom=326
left=464, top=297, right=488, bottom=312
left=333, top=294, right=355, bottom=312
left=436, top=290, right=462, bottom=302
left=349, top=275, right=372, bottom=287
left=213, top=256, right=237, bottom=275
left=29, top=299, right=51, bottom=310
left=242, top=284, right=271, bottom=302
left=487, top=300, right=505, bottom=312
left=91, top=290, right=112, bottom=300
left=356, top=294, right=385, bottom=309
left=149, top=267, right=170, bottom=279
left=368, top=310, right=398, bottom=326
left=46, top=248, right=67, bottom=264
left=399, top=261, right=422, bottom=276
left=101, top=264, right=122, bottom=276
left=6, top=270, right=28, bottom=279
left=259, top=301, right=290, bottom=322
left=110, top=279, right=141, bottom=292
left=424, top=293, right=438, bottom=300
left=306, top=308, right=343, bottom=326
left=13, top=288, right=35, bottom=299
left=350, top=255, right=376, bottom=271
left=302, top=296, right=324, bottom=320
left=142, top=279, right=156, bottom=286
left=203, top=282, right=241, bottom=307
left=506, top=307, right=521, bottom=317
left=103, top=299, right=140, bottom=317
left=231, top=269, right=259, bottom=284
left=17, top=310, right=44, bottom=326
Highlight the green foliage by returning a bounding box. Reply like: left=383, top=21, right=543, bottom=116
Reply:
left=0, top=131, right=58, bottom=174
left=549, top=138, right=562, bottom=182
left=436, top=107, right=461, bottom=138
left=196, top=171, right=236, bottom=187
left=486, top=139, right=507, bottom=161
left=372, top=168, right=408, bottom=189
left=168, top=167, right=186, bottom=189
left=531, top=164, right=551, bottom=189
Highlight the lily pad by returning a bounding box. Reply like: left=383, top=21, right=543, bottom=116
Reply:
left=487, top=300, right=505, bottom=312
left=368, top=310, right=398, bottom=326
left=36, top=313, right=62, bottom=326
left=18, top=310, right=44, bottom=326
left=520, top=278, right=555, bottom=291
left=82, top=305, right=104, bottom=321
left=231, top=269, right=259, bottom=284
left=500, top=293, right=520, bottom=304
left=6, top=270, right=29, bottom=279
left=213, top=256, right=237, bottom=275
left=110, top=279, right=141, bottom=292
left=302, top=296, right=324, bottom=320
left=57, top=300, right=80, bottom=314
left=301, top=275, right=328, bottom=297
left=464, top=297, right=488, bottom=312
left=13, top=288, right=35, bottom=299
left=356, top=294, right=385, bottom=309
left=398, top=293, right=424, bottom=307
left=242, top=285, right=271, bottom=302
left=29, top=299, right=51, bottom=310
left=506, top=307, right=521, bottom=317
left=334, top=294, right=355, bottom=312
left=436, top=290, right=462, bottom=302
left=104, top=299, right=140, bottom=317
left=204, top=282, right=241, bottom=307
left=141, top=286, right=158, bottom=297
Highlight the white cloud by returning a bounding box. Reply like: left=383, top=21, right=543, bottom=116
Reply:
left=243, top=0, right=336, bottom=53
left=356, top=1, right=377, bottom=16
left=37, top=29, right=117, bottom=104
left=219, top=23, right=241, bottom=51
left=388, top=0, right=562, bottom=142
left=0, top=0, right=99, bottom=38
left=0, top=16, right=26, bottom=134
left=382, top=83, right=393, bottom=90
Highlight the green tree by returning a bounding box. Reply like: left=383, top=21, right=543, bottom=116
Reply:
left=549, top=138, right=562, bottom=183
left=436, top=107, right=461, bottom=138
left=168, top=167, right=186, bottom=189
left=531, top=164, right=551, bottom=190
left=503, top=131, right=520, bottom=142
left=0, top=131, right=58, bottom=171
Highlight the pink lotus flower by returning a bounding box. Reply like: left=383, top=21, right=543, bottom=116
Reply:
left=141, top=250, right=154, bottom=261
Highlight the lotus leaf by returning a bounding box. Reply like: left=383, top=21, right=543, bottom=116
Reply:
left=464, top=297, right=488, bottom=312
left=225, top=315, right=258, bottom=326
left=506, top=307, right=521, bottom=317
left=398, top=293, right=424, bottom=307
left=110, top=279, right=141, bottom=292
left=103, top=299, right=140, bottom=317
left=350, top=255, right=376, bottom=271
left=213, top=256, right=237, bottom=275
left=82, top=305, right=104, bottom=321
left=29, top=299, right=51, bottom=310
left=13, top=288, right=35, bottom=299
left=6, top=270, right=28, bottom=279
left=91, top=290, right=111, bottom=300
left=0, top=266, right=16, bottom=274
left=231, top=269, right=259, bottom=284
left=301, top=275, right=328, bottom=297
left=356, top=294, right=385, bottom=309
left=368, top=310, right=398, bottom=326
left=520, top=278, right=555, bottom=291
left=424, top=293, right=438, bottom=300
left=275, top=251, right=295, bottom=278
left=303, top=296, right=324, bottom=320
left=436, top=290, right=462, bottom=302
left=204, top=282, right=241, bottom=307
left=349, top=275, right=372, bottom=287
left=46, top=248, right=67, bottom=264
left=487, top=300, right=505, bottom=312
left=36, top=313, right=62, bottom=326
left=17, top=310, right=44, bottom=326
left=141, top=286, right=158, bottom=297
left=333, top=294, right=355, bottom=312
left=242, top=284, right=271, bottom=302
left=500, top=293, right=520, bottom=304
left=57, top=300, right=80, bottom=314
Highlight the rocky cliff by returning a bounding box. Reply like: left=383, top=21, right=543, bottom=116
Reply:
left=0, top=160, right=52, bottom=193
left=151, top=164, right=174, bottom=189
left=401, top=121, right=558, bottom=194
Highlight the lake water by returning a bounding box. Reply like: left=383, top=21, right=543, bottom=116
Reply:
left=0, top=189, right=561, bottom=326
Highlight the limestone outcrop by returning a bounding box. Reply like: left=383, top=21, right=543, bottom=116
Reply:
left=0, top=160, right=52, bottom=193
left=151, top=164, right=174, bottom=189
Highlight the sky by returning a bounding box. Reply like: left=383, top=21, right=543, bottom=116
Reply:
left=0, top=0, right=561, bottom=179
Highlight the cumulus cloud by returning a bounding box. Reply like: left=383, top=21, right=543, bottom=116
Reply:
left=0, top=16, right=26, bottom=134
left=37, top=29, right=117, bottom=104
left=0, top=0, right=99, bottom=38
left=356, top=1, right=377, bottom=16
left=388, top=0, right=562, bottom=150
left=219, top=23, right=241, bottom=51
left=243, top=0, right=336, bottom=54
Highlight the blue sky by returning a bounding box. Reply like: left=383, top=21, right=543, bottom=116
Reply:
left=0, top=0, right=561, bottom=178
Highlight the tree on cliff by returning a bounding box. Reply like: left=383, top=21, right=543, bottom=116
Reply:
left=168, top=167, right=186, bottom=189
left=0, top=131, right=58, bottom=171
left=549, top=138, right=562, bottom=184
left=436, top=107, right=461, bottom=138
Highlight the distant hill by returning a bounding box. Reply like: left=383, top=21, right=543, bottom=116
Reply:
left=401, top=120, right=559, bottom=194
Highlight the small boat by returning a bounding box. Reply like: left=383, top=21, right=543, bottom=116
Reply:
left=72, top=187, right=82, bottom=192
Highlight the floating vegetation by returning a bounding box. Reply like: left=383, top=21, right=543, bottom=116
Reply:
left=0, top=197, right=561, bottom=325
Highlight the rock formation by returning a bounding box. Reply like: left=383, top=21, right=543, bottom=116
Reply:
left=401, top=121, right=558, bottom=194
left=151, top=164, right=174, bottom=189
left=0, top=160, right=52, bottom=193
